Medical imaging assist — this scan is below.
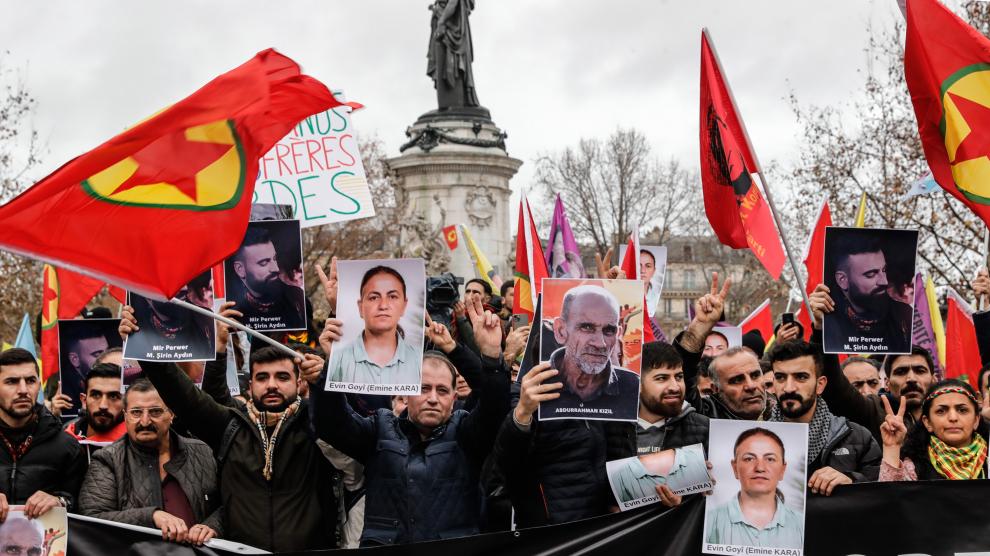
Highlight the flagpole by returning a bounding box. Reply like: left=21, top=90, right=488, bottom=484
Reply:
left=169, top=298, right=300, bottom=359
left=982, top=225, right=989, bottom=311
left=702, top=27, right=813, bottom=316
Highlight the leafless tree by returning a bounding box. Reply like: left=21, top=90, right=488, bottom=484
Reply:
left=0, top=57, right=43, bottom=343
left=534, top=128, right=704, bottom=255
left=785, top=3, right=990, bottom=297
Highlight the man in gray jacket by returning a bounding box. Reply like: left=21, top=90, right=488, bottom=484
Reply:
left=78, top=379, right=222, bottom=545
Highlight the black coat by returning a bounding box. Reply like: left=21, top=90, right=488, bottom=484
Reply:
left=312, top=345, right=509, bottom=546
left=808, top=413, right=881, bottom=484
left=143, top=358, right=335, bottom=552
left=636, top=405, right=710, bottom=455
left=494, top=381, right=636, bottom=527
left=0, top=406, right=87, bottom=509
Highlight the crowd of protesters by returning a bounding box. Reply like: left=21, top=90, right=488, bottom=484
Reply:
left=0, top=256, right=988, bottom=551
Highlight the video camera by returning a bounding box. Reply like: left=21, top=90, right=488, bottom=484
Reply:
left=426, top=272, right=464, bottom=329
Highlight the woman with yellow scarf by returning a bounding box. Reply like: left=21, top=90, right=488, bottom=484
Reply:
left=879, top=379, right=988, bottom=481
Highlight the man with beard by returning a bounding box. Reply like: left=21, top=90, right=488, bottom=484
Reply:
left=824, top=234, right=912, bottom=353
left=766, top=340, right=880, bottom=496
left=78, top=380, right=222, bottom=546
left=809, top=284, right=937, bottom=444
left=228, top=226, right=306, bottom=330
left=119, top=309, right=334, bottom=552
left=0, top=348, right=86, bottom=516
left=541, top=285, right=639, bottom=421
left=635, top=342, right=711, bottom=508
left=63, top=363, right=126, bottom=443
left=60, top=326, right=111, bottom=418
left=126, top=286, right=214, bottom=360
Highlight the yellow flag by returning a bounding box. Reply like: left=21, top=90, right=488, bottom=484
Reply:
left=925, top=276, right=946, bottom=368
left=0, top=343, right=11, bottom=352
left=460, top=224, right=502, bottom=290
left=854, top=192, right=867, bottom=227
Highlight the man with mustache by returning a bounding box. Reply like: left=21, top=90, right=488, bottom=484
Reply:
left=78, top=380, right=222, bottom=546
left=63, top=363, right=126, bottom=443
left=0, top=348, right=86, bottom=519
left=541, top=285, right=640, bottom=421
left=229, top=226, right=306, bottom=331
left=765, top=340, right=880, bottom=496
left=119, top=309, right=333, bottom=552
left=824, top=234, right=912, bottom=353
left=809, top=284, right=937, bottom=444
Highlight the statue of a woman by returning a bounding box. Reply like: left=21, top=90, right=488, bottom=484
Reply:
left=427, top=0, right=480, bottom=109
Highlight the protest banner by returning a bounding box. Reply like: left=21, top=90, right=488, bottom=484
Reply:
left=822, top=227, right=919, bottom=355
left=607, top=444, right=713, bottom=512
left=325, top=259, right=426, bottom=396
left=0, top=506, right=67, bottom=556
left=253, top=92, right=375, bottom=228
left=538, top=278, right=643, bottom=422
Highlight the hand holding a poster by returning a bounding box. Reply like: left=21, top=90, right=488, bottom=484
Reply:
left=808, top=284, right=836, bottom=329
left=466, top=296, right=502, bottom=358
left=50, top=383, right=73, bottom=419
left=504, top=325, right=531, bottom=362
left=318, top=318, right=344, bottom=360
left=23, top=490, right=62, bottom=519
left=213, top=301, right=244, bottom=353
left=299, top=353, right=326, bottom=385
left=973, top=267, right=990, bottom=307
left=656, top=484, right=682, bottom=508
left=512, top=362, right=562, bottom=426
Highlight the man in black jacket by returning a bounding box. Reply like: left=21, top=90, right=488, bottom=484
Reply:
left=310, top=297, right=509, bottom=546
left=78, top=379, right=222, bottom=545
left=765, top=340, right=881, bottom=495
left=637, top=342, right=710, bottom=455
left=0, top=348, right=86, bottom=518
left=119, top=307, right=334, bottom=552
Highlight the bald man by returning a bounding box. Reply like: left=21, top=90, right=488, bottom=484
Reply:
left=542, top=285, right=640, bottom=421
left=0, top=517, right=43, bottom=556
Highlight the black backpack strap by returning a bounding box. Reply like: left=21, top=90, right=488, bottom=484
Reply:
left=217, top=418, right=242, bottom=469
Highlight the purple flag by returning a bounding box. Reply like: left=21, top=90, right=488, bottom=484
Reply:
left=911, top=273, right=943, bottom=379
left=546, top=194, right=585, bottom=278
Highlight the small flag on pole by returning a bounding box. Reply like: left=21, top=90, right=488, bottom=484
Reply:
left=442, top=225, right=459, bottom=251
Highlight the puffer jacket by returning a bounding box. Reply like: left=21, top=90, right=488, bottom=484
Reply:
left=494, top=381, right=636, bottom=527
left=143, top=357, right=335, bottom=552
left=808, top=412, right=881, bottom=484
left=77, top=431, right=223, bottom=532
left=0, top=405, right=86, bottom=508
left=636, top=403, right=710, bottom=455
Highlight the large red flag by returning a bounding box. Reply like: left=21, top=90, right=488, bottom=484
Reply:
left=40, top=265, right=108, bottom=383
left=699, top=30, right=786, bottom=280
left=512, top=195, right=549, bottom=317
left=945, top=288, right=981, bottom=389
left=0, top=49, right=348, bottom=300
left=797, top=199, right=833, bottom=340
left=904, top=0, right=990, bottom=226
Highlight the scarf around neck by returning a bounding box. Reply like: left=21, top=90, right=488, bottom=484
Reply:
left=771, top=397, right=832, bottom=461
left=928, top=434, right=987, bottom=480
left=246, top=397, right=301, bottom=481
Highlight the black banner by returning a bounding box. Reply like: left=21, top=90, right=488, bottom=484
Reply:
left=69, top=481, right=990, bottom=556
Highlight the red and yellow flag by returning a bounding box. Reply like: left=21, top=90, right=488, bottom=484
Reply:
left=442, top=225, right=459, bottom=250
left=0, top=49, right=348, bottom=300
left=40, top=265, right=108, bottom=382
left=699, top=30, right=786, bottom=280
left=512, top=195, right=549, bottom=317
left=905, top=0, right=990, bottom=226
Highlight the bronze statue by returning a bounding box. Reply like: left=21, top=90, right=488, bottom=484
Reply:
left=427, top=0, right=480, bottom=109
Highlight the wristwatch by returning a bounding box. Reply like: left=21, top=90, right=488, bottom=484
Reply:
left=57, top=496, right=68, bottom=508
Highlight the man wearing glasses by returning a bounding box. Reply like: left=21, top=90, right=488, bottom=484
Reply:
left=78, top=379, right=222, bottom=546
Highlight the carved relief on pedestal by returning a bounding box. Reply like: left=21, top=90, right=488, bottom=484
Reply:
left=465, top=186, right=496, bottom=228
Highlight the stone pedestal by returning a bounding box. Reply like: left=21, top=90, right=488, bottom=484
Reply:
left=387, top=116, right=521, bottom=281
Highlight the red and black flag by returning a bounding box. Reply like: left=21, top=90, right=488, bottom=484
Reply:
left=699, top=29, right=786, bottom=280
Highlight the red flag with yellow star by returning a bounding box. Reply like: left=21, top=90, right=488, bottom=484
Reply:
left=905, top=0, right=990, bottom=225
left=39, top=264, right=107, bottom=383
left=0, top=49, right=348, bottom=299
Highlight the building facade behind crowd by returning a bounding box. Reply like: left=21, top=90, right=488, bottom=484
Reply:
left=4, top=266, right=990, bottom=551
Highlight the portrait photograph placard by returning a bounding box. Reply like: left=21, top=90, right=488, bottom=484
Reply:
left=58, top=318, right=122, bottom=418
left=123, top=270, right=216, bottom=362
left=224, top=219, right=307, bottom=332
left=537, top=278, right=644, bottom=422
left=325, top=258, right=426, bottom=396
left=822, top=227, right=919, bottom=355
left=607, top=443, right=712, bottom=511
left=703, top=420, right=808, bottom=555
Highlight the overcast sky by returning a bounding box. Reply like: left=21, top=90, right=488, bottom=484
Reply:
left=2, top=0, right=904, bottom=217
